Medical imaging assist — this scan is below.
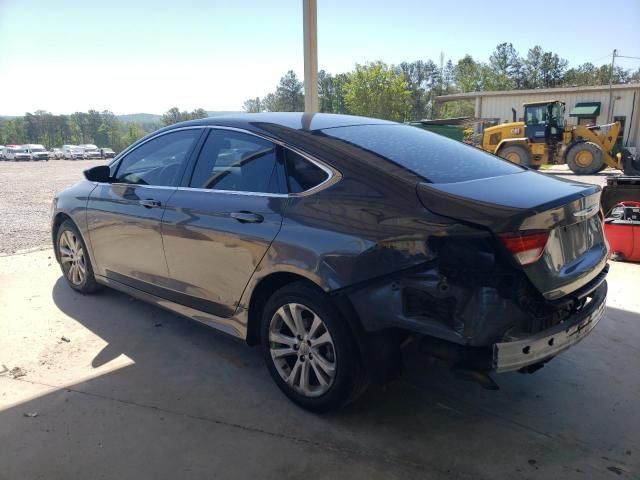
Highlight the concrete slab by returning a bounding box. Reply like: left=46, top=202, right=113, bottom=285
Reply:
left=1, top=249, right=638, bottom=479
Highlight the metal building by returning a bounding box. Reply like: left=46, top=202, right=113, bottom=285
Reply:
left=437, top=84, right=640, bottom=149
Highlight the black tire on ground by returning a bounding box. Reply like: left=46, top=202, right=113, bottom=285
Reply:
left=566, top=142, right=604, bottom=175
left=55, top=219, right=99, bottom=293
left=261, top=282, right=366, bottom=413
left=498, top=145, right=530, bottom=167
left=597, top=164, right=607, bottom=172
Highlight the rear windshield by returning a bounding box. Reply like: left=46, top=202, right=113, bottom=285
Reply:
left=321, top=124, right=523, bottom=184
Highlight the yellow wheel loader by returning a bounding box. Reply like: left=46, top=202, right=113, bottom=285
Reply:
left=479, top=100, right=639, bottom=175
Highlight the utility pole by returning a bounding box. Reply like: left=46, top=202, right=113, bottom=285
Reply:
left=303, top=0, right=318, bottom=113
left=607, top=49, right=617, bottom=122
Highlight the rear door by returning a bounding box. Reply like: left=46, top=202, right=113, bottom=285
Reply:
left=87, top=128, right=202, bottom=288
left=160, top=128, right=287, bottom=317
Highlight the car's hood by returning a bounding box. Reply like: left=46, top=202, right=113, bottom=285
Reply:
left=417, top=170, right=600, bottom=232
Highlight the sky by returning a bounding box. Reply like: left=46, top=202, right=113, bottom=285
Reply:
left=1, top=0, right=639, bottom=116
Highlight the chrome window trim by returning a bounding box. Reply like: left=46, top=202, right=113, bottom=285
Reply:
left=107, top=125, right=205, bottom=173
left=104, top=124, right=341, bottom=198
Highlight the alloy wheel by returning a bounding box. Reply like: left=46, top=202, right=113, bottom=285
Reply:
left=59, top=229, right=86, bottom=286
left=269, top=302, right=336, bottom=397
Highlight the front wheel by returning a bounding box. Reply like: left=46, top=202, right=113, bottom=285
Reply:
left=566, top=142, right=603, bottom=174
left=261, top=283, right=365, bottom=413
left=56, top=220, right=99, bottom=293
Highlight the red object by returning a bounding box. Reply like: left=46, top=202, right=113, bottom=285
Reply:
left=604, top=201, right=640, bottom=262
left=499, top=230, right=550, bottom=265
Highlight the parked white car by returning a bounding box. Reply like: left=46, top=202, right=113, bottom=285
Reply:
left=50, top=148, right=63, bottom=159
left=0, top=145, right=5, bottom=160
left=78, top=144, right=101, bottom=159
left=24, top=144, right=49, bottom=161
left=5, top=146, right=31, bottom=161
left=62, top=145, right=84, bottom=160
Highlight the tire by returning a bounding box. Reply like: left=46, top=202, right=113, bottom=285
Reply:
left=499, top=145, right=530, bottom=167
left=261, top=282, right=365, bottom=413
left=55, top=219, right=99, bottom=293
left=566, top=142, right=603, bottom=175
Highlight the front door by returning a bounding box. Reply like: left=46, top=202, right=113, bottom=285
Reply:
left=161, top=128, right=287, bottom=317
left=87, top=128, right=202, bottom=289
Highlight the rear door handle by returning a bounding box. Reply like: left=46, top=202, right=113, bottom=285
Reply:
left=139, top=199, right=162, bottom=208
left=230, top=211, right=264, bottom=223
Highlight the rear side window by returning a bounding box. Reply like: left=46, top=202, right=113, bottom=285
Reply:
left=285, top=149, right=329, bottom=193
left=189, top=130, right=279, bottom=194
left=322, top=124, right=523, bottom=184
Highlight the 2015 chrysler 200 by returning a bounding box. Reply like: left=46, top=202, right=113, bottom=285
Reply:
left=51, top=113, right=608, bottom=412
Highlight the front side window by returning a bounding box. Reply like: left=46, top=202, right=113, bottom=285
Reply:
left=114, top=129, right=201, bottom=186
left=189, top=130, right=279, bottom=193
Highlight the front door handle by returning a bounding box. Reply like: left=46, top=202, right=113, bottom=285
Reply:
left=230, top=211, right=264, bottom=223
left=139, top=199, right=162, bottom=209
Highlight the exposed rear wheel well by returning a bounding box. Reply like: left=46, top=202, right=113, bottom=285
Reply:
left=246, top=272, right=324, bottom=345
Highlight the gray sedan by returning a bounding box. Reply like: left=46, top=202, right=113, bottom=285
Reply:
left=51, top=113, right=608, bottom=412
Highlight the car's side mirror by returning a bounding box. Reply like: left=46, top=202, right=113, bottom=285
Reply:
left=84, top=165, right=112, bottom=183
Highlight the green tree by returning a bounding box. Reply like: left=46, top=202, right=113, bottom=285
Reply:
left=243, top=97, right=262, bottom=113
left=488, top=43, right=521, bottom=90
left=273, top=70, right=304, bottom=111
left=540, top=51, right=568, bottom=87
left=126, top=122, right=145, bottom=146
left=454, top=55, right=483, bottom=93
left=162, top=107, right=184, bottom=126
left=344, top=61, right=410, bottom=121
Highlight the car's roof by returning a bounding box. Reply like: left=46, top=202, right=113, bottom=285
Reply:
left=171, top=112, right=395, bottom=132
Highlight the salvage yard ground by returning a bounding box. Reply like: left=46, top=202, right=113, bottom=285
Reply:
left=0, top=162, right=638, bottom=479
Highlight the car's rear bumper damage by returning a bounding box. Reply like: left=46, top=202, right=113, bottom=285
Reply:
left=493, top=280, right=606, bottom=372
left=345, top=259, right=608, bottom=373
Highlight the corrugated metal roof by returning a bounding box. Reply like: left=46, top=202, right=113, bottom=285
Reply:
left=437, top=83, right=640, bottom=102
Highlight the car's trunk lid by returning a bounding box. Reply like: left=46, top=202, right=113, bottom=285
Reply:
left=417, top=171, right=608, bottom=300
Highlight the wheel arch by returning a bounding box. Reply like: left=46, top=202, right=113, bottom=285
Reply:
left=495, top=139, right=529, bottom=156
left=52, top=212, right=73, bottom=261
left=246, top=272, right=330, bottom=346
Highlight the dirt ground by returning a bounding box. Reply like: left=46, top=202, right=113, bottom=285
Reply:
left=0, top=159, right=104, bottom=254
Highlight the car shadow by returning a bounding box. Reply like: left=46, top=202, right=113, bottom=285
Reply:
left=2, top=275, right=633, bottom=478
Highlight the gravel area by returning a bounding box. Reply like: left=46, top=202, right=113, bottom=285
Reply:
left=0, top=160, right=104, bottom=254
left=0, top=161, right=625, bottom=255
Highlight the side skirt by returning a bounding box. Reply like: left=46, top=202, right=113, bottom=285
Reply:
left=95, top=274, right=248, bottom=341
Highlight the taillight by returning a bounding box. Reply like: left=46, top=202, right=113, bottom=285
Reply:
left=499, top=230, right=550, bottom=265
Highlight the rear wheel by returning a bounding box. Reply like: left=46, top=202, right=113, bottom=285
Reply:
left=566, top=142, right=603, bottom=175
left=56, top=220, right=99, bottom=293
left=499, top=145, right=530, bottom=167
left=261, top=282, right=365, bottom=413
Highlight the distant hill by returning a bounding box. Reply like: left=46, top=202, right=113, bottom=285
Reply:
left=1, top=111, right=243, bottom=123
left=116, top=113, right=161, bottom=124
left=206, top=111, right=242, bottom=117
left=115, top=111, right=242, bottom=125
